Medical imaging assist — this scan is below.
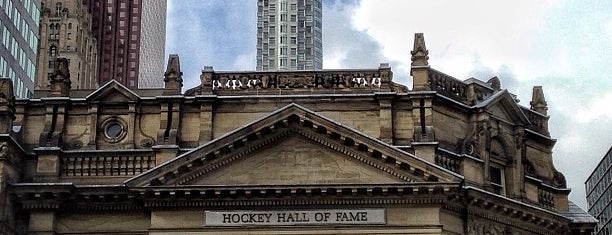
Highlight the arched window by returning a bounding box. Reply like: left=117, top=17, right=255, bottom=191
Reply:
left=49, top=24, right=55, bottom=39
left=488, top=139, right=508, bottom=196
left=54, top=23, right=60, bottom=39
left=68, top=23, right=72, bottom=30
left=49, top=46, right=57, bottom=57
left=55, top=3, right=62, bottom=15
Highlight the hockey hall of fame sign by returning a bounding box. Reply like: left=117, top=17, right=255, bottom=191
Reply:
left=205, top=208, right=386, bottom=226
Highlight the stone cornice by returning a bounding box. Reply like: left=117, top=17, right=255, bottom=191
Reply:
left=11, top=182, right=460, bottom=211
left=446, top=186, right=574, bottom=235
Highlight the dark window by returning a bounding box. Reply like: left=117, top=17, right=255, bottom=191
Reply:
left=49, top=46, right=57, bottom=57
left=489, top=166, right=504, bottom=195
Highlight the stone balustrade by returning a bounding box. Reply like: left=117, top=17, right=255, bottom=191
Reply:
left=538, top=186, right=555, bottom=208
left=428, top=69, right=468, bottom=103
left=61, top=152, right=156, bottom=177
left=212, top=70, right=382, bottom=90
left=193, top=68, right=393, bottom=96
left=435, top=151, right=462, bottom=174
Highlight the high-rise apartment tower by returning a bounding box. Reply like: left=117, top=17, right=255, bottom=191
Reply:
left=256, top=0, right=322, bottom=71
left=85, top=0, right=166, bottom=89
left=0, top=0, right=40, bottom=97
left=586, top=146, right=612, bottom=235
left=36, top=0, right=98, bottom=90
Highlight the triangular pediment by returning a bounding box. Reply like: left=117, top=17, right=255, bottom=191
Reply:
left=125, top=103, right=463, bottom=188
left=478, top=90, right=529, bottom=125
left=192, top=134, right=405, bottom=185
left=86, top=80, right=140, bottom=102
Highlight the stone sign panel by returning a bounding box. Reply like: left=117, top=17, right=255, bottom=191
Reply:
left=205, top=209, right=386, bottom=226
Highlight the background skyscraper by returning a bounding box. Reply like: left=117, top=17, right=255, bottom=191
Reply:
left=256, top=0, right=322, bottom=71
left=85, top=0, right=166, bottom=89
left=0, top=0, right=40, bottom=97
left=586, top=146, right=612, bottom=235
left=36, top=0, right=98, bottom=90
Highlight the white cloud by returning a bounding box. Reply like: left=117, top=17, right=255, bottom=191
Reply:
left=347, top=0, right=612, bottom=208
left=166, top=0, right=611, bottom=209
left=165, top=0, right=256, bottom=89
left=322, top=1, right=386, bottom=68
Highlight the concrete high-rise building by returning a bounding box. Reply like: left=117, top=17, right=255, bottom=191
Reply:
left=0, top=0, right=40, bottom=97
left=256, top=0, right=322, bottom=71
left=586, top=146, right=612, bottom=235
left=85, top=0, right=166, bottom=89
left=36, top=0, right=98, bottom=90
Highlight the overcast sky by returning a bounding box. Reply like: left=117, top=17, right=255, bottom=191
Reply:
left=165, top=0, right=612, bottom=209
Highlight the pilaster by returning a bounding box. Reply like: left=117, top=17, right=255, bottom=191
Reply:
left=27, top=211, right=57, bottom=235
left=87, top=104, right=98, bottom=149
left=376, top=92, right=394, bottom=144
left=153, top=145, right=179, bottom=166
left=33, top=148, right=61, bottom=182
left=199, top=101, right=214, bottom=145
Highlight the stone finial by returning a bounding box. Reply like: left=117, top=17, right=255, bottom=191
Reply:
left=48, top=57, right=71, bottom=97
left=488, top=77, right=501, bottom=91
left=163, top=54, right=183, bottom=95
left=530, top=86, right=548, bottom=115
left=411, top=33, right=430, bottom=91
left=411, top=33, right=429, bottom=67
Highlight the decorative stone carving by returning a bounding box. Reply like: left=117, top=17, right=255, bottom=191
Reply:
left=48, top=57, right=71, bottom=97
left=0, top=142, right=12, bottom=163
left=524, top=159, right=537, bottom=177
left=488, top=76, right=501, bottom=90
left=553, top=170, right=567, bottom=188
left=468, top=221, right=520, bottom=235
left=140, top=138, right=154, bottom=148
left=67, top=140, right=83, bottom=149
left=391, top=82, right=408, bottom=93
left=207, top=70, right=384, bottom=91
left=0, top=78, right=14, bottom=104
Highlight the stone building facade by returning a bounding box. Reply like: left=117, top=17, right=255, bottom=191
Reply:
left=35, top=0, right=99, bottom=90
left=0, top=34, right=596, bottom=234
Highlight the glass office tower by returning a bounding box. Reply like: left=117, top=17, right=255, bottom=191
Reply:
left=0, top=0, right=40, bottom=97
